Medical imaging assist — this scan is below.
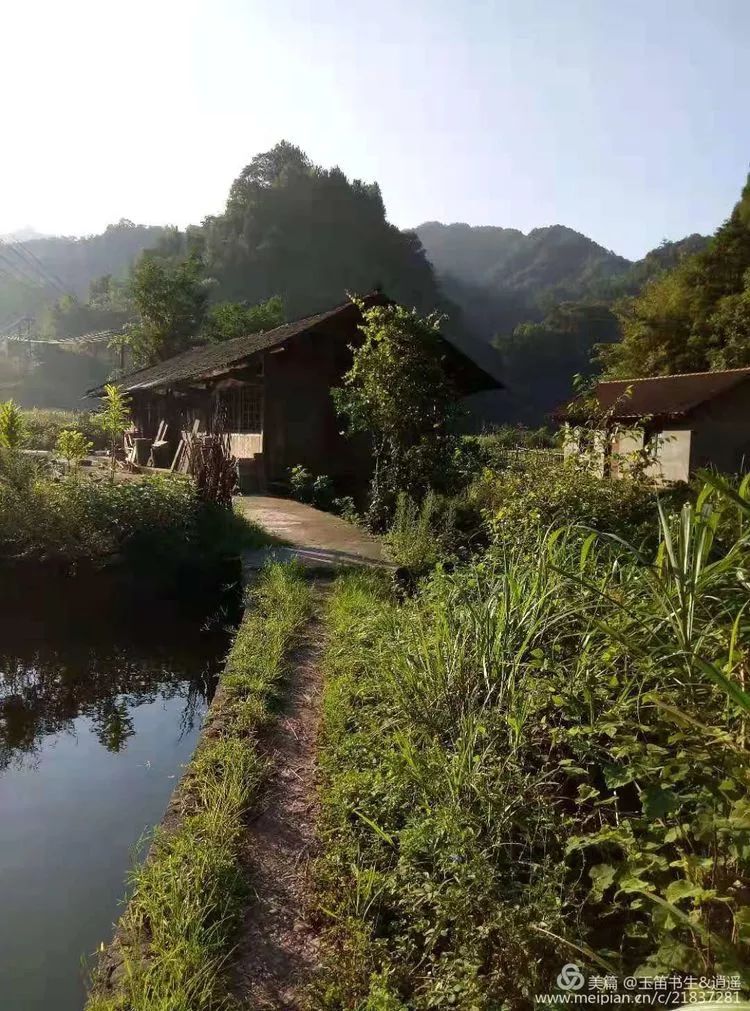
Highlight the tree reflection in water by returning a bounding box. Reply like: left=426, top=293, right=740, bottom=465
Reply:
left=0, top=566, right=239, bottom=771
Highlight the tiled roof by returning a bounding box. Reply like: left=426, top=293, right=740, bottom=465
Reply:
left=98, top=299, right=376, bottom=394
left=88, top=293, right=504, bottom=396
left=561, top=367, right=750, bottom=421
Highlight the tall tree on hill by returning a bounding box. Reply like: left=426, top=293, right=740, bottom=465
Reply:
left=199, top=141, right=445, bottom=319
left=601, top=175, right=750, bottom=377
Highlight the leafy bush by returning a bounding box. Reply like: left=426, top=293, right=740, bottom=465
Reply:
left=288, top=464, right=336, bottom=511
left=56, top=428, right=94, bottom=474
left=0, top=399, right=26, bottom=449
left=0, top=472, right=266, bottom=570
left=331, top=495, right=359, bottom=524
left=470, top=455, right=684, bottom=551
left=313, top=479, right=750, bottom=1007
left=289, top=464, right=314, bottom=503
left=312, top=474, right=335, bottom=511
left=22, top=408, right=107, bottom=452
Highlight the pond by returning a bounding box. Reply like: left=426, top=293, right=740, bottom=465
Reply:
left=0, top=567, right=240, bottom=1011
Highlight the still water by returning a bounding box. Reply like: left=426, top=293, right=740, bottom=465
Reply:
left=0, top=568, right=238, bottom=1011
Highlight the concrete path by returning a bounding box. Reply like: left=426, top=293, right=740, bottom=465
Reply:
left=235, top=495, right=387, bottom=571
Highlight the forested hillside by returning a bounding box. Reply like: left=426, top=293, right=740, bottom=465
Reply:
left=176, top=142, right=446, bottom=320
left=602, top=175, right=750, bottom=377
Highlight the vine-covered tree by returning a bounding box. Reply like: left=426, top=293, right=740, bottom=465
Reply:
left=333, top=301, right=457, bottom=530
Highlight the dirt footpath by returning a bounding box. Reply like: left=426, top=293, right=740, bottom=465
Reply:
left=231, top=602, right=326, bottom=1009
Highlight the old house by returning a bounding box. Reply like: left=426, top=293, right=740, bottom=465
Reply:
left=97, top=293, right=503, bottom=493
left=559, top=367, right=750, bottom=484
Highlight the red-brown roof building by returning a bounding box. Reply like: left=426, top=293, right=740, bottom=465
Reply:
left=559, top=367, right=750, bottom=483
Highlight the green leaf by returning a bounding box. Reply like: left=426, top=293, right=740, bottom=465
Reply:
left=618, top=875, right=653, bottom=895
left=640, top=785, right=679, bottom=819
left=589, top=863, right=617, bottom=901
left=603, top=763, right=635, bottom=789
left=729, top=798, right=750, bottom=829
left=664, top=879, right=700, bottom=903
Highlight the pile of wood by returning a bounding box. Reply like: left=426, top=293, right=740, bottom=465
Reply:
left=169, top=420, right=200, bottom=474
left=121, top=415, right=238, bottom=506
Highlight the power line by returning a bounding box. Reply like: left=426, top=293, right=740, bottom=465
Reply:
left=0, top=242, right=67, bottom=297
left=9, top=241, right=69, bottom=295
left=0, top=249, right=37, bottom=286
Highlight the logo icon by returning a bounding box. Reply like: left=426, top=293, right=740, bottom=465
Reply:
left=557, top=963, right=585, bottom=991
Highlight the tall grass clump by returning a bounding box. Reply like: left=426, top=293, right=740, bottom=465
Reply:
left=87, top=562, right=313, bottom=1011
left=384, top=490, right=458, bottom=572
left=313, top=477, right=750, bottom=1009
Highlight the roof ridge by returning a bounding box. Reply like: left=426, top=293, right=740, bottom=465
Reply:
left=599, top=366, right=750, bottom=385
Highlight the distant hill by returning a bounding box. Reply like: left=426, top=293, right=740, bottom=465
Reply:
left=415, top=221, right=709, bottom=341
left=415, top=222, right=711, bottom=425
left=0, top=227, right=51, bottom=242
left=0, top=220, right=168, bottom=324
left=417, top=221, right=629, bottom=300
left=18, top=220, right=168, bottom=299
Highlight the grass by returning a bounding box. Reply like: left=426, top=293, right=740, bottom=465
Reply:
left=86, top=562, right=313, bottom=1011
left=311, top=479, right=750, bottom=1009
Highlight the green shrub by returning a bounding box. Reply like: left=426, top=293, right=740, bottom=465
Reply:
left=288, top=464, right=337, bottom=511
left=289, top=464, right=314, bottom=503
left=21, top=408, right=107, bottom=452
left=470, top=455, right=685, bottom=551
left=331, top=495, right=359, bottom=523
left=0, top=399, right=26, bottom=449
left=56, top=428, right=94, bottom=474
left=0, top=472, right=265, bottom=569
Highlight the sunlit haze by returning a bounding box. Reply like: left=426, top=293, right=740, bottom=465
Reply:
left=2, top=0, right=748, bottom=257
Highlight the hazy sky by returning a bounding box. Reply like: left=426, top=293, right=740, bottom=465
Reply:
left=1, top=0, right=748, bottom=259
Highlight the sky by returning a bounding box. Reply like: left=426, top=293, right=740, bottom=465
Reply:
left=0, top=0, right=748, bottom=260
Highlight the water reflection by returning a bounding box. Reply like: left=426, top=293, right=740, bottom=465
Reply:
left=0, top=566, right=238, bottom=772
left=0, top=564, right=241, bottom=1011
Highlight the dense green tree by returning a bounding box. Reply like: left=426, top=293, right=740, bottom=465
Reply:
left=125, top=253, right=209, bottom=364
left=199, top=142, right=445, bottom=320
left=202, top=296, right=284, bottom=343
left=707, top=269, right=750, bottom=368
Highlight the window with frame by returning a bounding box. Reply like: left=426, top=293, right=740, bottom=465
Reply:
left=223, top=384, right=263, bottom=433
